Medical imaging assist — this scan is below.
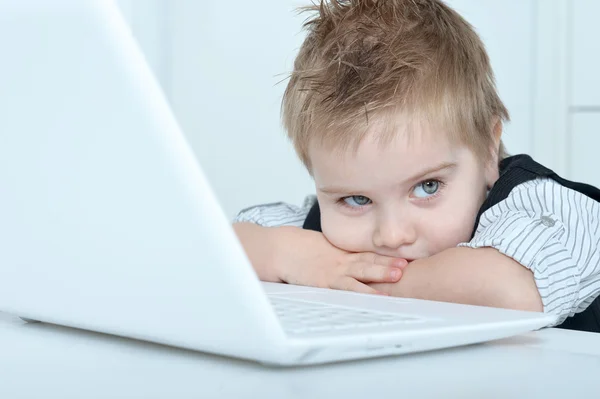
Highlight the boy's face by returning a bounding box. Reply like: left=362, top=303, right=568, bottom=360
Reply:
left=309, top=119, right=499, bottom=261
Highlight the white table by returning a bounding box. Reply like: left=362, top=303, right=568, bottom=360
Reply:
left=0, top=312, right=599, bottom=399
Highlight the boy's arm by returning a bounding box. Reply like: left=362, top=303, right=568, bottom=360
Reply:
left=370, top=247, right=543, bottom=312
left=233, top=222, right=282, bottom=282
left=231, top=196, right=316, bottom=283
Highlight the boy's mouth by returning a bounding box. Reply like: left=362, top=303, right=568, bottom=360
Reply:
left=373, top=250, right=420, bottom=263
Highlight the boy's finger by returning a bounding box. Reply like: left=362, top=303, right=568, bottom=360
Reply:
left=332, top=277, right=387, bottom=296
left=347, top=263, right=402, bottom=283
left=388, top=258, right=409, bottom=269
left=355, top=253, right=408, bottom=268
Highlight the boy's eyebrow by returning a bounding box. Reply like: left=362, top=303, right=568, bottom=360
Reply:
left=404, top=161, right=458, bottom=184
left=318, top=162, right=458, bottom=194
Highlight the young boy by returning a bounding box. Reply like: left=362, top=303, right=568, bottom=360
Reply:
left=233, top=0, right=600, bottom=332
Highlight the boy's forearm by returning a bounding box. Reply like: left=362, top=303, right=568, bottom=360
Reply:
left=370, top=247, right=543, bottom=312
left=233, top=222, right=282, bottom=283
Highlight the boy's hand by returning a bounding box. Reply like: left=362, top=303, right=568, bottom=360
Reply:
left=269, top=226, right=407, bottom=295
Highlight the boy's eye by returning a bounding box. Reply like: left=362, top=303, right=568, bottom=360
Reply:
left=413, top=180, right=440, bottom=198
left=343, top=195, right=372, bottom=207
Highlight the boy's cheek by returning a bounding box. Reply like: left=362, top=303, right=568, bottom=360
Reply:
left=434, top=206, right=480, bottom=248
left=321, top=213, right=369, bottom=253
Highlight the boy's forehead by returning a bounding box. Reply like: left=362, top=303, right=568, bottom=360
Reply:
left=309, top=113, right=456, bottom=165
left=309, top=122, right=462, bottom=186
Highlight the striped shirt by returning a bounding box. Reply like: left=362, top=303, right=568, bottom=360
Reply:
left=234, top=178, right=600, bottom=325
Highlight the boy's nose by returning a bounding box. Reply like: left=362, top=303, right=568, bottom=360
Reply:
left=372, top=217, right=416, bottom=250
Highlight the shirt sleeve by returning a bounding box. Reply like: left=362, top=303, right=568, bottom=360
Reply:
left=232, top=195, right=317, bottom=228
left=458, top=178, right=600, bottom=325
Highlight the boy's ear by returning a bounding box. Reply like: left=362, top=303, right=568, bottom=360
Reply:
left=492, top=117, right=503, bottom=147
left=485, top=118, right=503, bottom=189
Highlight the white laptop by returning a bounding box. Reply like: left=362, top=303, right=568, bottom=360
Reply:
left=0, top=0, right=556, bottom=366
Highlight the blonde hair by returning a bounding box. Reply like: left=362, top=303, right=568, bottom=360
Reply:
left=282, top=0, right=509, bottom=172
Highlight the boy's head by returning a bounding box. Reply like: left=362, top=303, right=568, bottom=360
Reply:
left=282, top=0, right=509, bottom=259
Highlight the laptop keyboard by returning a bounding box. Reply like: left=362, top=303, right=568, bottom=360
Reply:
left=269, top=296, right=427, bottom=335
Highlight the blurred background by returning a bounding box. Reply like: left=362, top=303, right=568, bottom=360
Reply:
left=116, top=0, right=600, bottom=218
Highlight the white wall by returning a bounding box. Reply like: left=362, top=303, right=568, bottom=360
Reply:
left=168, top=1, right=314, bottom=219
left=117, top=0, right=599, bottom=218
left=569, top=0, right=600, bottom=187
